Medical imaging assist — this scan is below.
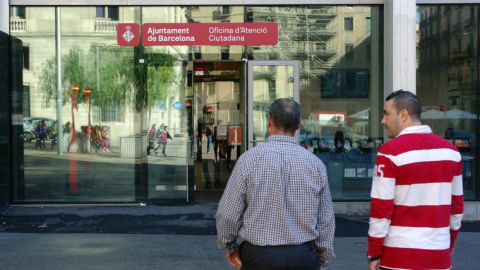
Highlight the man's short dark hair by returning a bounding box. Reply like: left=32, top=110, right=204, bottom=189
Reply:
left=269, top=98, right=300, bottom=133
left=385, top=89, right=422, bottom=121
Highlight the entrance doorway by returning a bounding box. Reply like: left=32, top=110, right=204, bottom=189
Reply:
left=143, top=59, right=300, bottom=205
left=193, top=60, right=300, bottom=203
left=192, top=61, right=245, bottom=202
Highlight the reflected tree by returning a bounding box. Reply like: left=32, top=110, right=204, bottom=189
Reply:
left=38, top=45, right=86, bottom=109
left=145, top=51, right=176, bottom=110
left=37, top=44, right=175, bottom=113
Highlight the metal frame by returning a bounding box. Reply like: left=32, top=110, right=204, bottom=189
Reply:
left=9, top=0, right=385, bottom=5
left=10, top=0, right=480, bottom=5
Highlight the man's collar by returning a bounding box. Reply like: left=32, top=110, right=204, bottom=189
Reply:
left=267, top=134, right=297, bottom=143
left=398, top=125, right=432, bottom=137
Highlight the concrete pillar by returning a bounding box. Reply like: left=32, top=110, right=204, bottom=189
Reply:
left=385, top=0, right=417, bottom=94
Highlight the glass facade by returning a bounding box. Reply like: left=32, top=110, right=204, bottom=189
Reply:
left=417, top=4, right=479, bottom=200
left=5, top=4, right=478, bottom=204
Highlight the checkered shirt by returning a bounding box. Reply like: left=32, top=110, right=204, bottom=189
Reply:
left=216, top=134, right=336, bottom=268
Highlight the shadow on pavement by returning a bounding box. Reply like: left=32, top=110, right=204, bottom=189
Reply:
left=0, top=205, right=478, bottom=235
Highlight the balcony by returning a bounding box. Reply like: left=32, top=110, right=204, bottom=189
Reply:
left=464, top=18, right=474, bottom=30
left=95, top=20, right=119, bottom=35
left=450, top=49, right=470, bottom=64
left=10, top=19, right=26, bottom=33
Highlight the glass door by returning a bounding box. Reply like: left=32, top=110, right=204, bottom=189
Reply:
left=192, top=61, right=245, bottom=192
left=247, top=61, right=300, bottom=149
left=145, top=59, right=193, bottom=203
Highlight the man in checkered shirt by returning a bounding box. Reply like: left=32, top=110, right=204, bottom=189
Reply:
left=216, top=98, right=335, bottom=270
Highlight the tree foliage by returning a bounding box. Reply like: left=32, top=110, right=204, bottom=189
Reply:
left=145, top=52, right=176, bottom=110
left=38, top=44, right=176, bottom=112
left=38, top=44, right=86, bottom=108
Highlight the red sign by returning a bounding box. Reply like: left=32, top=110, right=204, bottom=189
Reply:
left=228, top=125, right=242, bottom=146
left=142, top=23, right=278, bottom=46
left=204, top=106, right=213, bottom=113
left=117, top=23, right=140, bottom=46
left=185, top=100, right=193, bottom=107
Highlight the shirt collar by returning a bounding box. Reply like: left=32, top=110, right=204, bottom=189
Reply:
left=397, top=125, right=432, bottom=137
left=267, top=134, right=297, bottom=144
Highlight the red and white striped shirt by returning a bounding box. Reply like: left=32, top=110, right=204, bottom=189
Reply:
left=367, top=125, right=464, bottom=270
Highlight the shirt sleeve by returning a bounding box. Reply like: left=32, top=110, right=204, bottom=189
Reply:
left=215, top=158, right=247, bottom=253
left=367, top=152, right=396, bottom=257
left=314, top=163, right=336, bottom=268
left=450, top=160, right=464, bottom=249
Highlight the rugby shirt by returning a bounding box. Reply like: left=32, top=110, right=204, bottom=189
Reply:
left=367, top=125, right=464, bottom=270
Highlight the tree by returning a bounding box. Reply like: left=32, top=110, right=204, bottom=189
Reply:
left=38, top=44, right=87, bottom=109
left=145, top=52, right=176, bottom=110
left=37, top=44, right=176, bottom=113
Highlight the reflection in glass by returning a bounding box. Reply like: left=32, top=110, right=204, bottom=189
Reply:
left=248, top=6, right=382, bottom=200
left=252, top=65, right=294, bottom=145
left=11, top=6, right=193, bottom=203
left=10, top=5, right=384, bottom=203
left=417, top=5, right=478, bottom=200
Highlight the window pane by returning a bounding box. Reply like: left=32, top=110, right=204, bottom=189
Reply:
left=96, top=6, right=105, bottom=18
left=17, top=7, right=26, bottom=18
left=417, top=4, right=478, bottom=200
left=345, top=17, right=353, bottom=30
left=10, top=6, right=193, bottom=203
left=108, top=7, right=119, bottom=20
left=23, top=46, right=29, bottom=70
left=247, top=6, right=383, bottom=200
left=10, top=7, right=26, bottom=18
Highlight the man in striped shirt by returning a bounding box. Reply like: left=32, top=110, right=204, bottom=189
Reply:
left=367, top=90, right=464, bottom=270
left=216, top=98, right=335, bottom=270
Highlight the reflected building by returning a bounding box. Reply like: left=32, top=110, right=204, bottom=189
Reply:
left=417, top=5, right=478, bottom=200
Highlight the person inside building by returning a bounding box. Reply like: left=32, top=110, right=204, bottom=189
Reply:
left=367, top=90, right=464, bottom=270
left=206, top=123, right=215, bottom=154
left=216, top=98, right=335, bottom=270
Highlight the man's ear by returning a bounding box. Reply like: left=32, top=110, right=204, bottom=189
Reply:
left=400, top=109, right=409, bottom=121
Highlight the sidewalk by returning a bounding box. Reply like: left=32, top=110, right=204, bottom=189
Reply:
left=0, top=204, right=479, bottom=270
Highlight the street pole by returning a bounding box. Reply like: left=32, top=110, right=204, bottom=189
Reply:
left=84, top=87, right=92, bottom=126
left=55, top=7, right=63, bottom=156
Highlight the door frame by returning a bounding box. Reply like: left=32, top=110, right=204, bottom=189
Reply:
left=247, top=60, right=300, bottom=150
